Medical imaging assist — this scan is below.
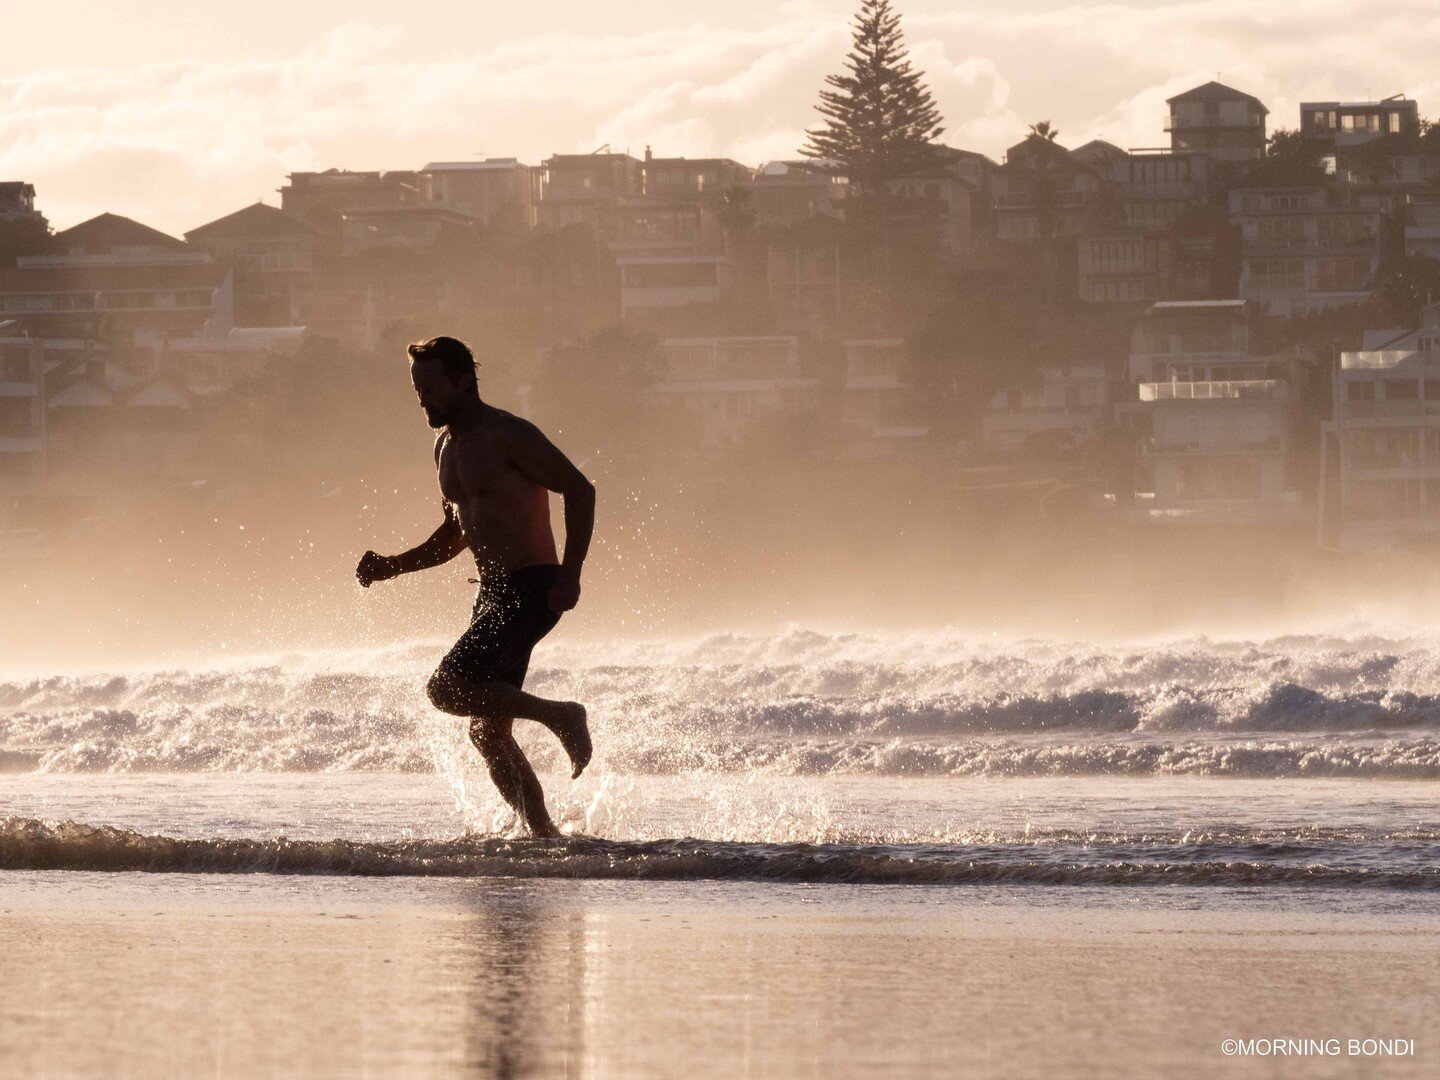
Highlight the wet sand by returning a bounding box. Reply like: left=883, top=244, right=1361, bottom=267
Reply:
left=0, top=875, right=1434, bottom=1079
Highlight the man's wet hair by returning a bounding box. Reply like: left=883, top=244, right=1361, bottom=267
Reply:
left=408, top=336, right=477, bottom=387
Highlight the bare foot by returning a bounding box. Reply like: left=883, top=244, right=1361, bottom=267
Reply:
left=528, top=817, right=563, bottom=839
left=553, top=702, right=592, bottom=779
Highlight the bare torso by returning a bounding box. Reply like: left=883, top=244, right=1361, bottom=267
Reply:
left=435, top=409, right=558, bottom=576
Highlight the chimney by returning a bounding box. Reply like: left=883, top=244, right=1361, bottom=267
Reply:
left=645, top=145, right=653, bottom=163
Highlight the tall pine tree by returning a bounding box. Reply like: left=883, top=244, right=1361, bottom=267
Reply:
left=802, top=0, right=946, bottom=192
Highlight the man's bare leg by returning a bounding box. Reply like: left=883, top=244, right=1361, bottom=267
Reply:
left=441, top=677, right=591, bottom=779
left=470, top=717, right=561, bottom=838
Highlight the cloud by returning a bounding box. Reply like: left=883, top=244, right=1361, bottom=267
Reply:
left=1, top=3, right=1437, bottom=235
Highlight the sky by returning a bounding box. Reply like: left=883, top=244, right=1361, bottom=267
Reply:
left=4, top=0, right=1440, bottom=236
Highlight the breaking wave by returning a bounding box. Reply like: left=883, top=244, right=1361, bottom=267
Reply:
left=4, top=818, right=1436, bottom=888
left=5, top=630, right=1440, bottom=776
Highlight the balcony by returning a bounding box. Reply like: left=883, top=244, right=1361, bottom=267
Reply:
left=1138, top=379, right=1288, bottom=402
left=1142, top=434, right=1284, bottom=456
left=994, top=192, right=1088, bottom=210
left=1340, top=399, right=1440, bottom=419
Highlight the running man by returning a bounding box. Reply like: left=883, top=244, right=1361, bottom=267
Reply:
left=356, top=336, right=595, bottom=837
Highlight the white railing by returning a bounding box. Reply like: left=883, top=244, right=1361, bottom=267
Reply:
left=1138, top=379, right=1286, bottom=402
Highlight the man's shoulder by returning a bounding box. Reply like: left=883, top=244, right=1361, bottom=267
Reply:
left=488, top=409, right=546, bottom=445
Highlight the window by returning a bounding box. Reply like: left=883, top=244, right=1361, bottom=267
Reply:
left=1316, top=215, right=1372, bottom=248
left=1315, top=257, right=1371, bottom=292
left=1349, top=428, right=1420, bottom=468
left=623, top=262, right=718, bottom=288
left=1426, top=429, right=1440, bottom=464
left=1258, top=216, right=1307, bottom=250
left=1383, top=380, right=1420, bottom=401
left=1347, top=381, right=1377, bottom=401
left=0, top=398, right=31, bottom=437
left=1251, top=259, right=1305, bottom=289
left=105, top=291, right=157, bottom=310
left=1175, top=459, right=1263, bottom=501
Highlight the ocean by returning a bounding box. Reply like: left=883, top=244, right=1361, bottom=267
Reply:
left=1, top=629, right=1436, bottom=1077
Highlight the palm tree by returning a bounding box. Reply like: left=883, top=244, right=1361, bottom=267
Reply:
left=1028, top=121, right=1060, bottom=142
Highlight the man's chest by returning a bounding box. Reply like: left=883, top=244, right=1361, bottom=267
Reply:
left=437, top=434, right=514, bottom=501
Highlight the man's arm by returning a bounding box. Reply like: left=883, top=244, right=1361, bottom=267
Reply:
left=506, top=419, right=595, bottom=611
left=356, top=505, right=467, bottom=587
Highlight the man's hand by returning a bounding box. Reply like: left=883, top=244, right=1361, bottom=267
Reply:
left=356, top=551, right=395, bottom=588
left=548, top=568, right=581, bottom=612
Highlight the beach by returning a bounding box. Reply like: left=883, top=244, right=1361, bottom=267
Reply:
left=1, top=630, right=1437, bottom=1077
left=1, top=869, right=1434, bottom=1079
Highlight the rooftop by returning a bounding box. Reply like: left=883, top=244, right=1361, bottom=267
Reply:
left=422, top=159, right=527, bottom=172
left=55, top=213, right=187, bottom=254
left=1301, top=95, right=1416, bottom=110
left=1166, top=80, right=1268, bottom=113
left=185, top=201, right=316, bottom=241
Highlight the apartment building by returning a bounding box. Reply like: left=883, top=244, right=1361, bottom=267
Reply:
left=420, top=159, right=535, bottom=227
left=618, top=256, right=733, bottom=316
left=983, top=365, right=1113, bottom=454
left=338, top=206, right=474, bottom=256
left=1301, top=95, right=1420, bottom=150
left=534, top=152, right=644, bottom=230
left=766, top=219, right=847, bottom=327
left=841, top=339, right=928, bottom=458
left=1123, top=300, right=1305, bottom=523
left=939, top=148, right=998, bottom=206
left=0, top=336, right=45, bottom=487
left=1229, top=186, right=1382, bottom=316
left=646, top=336, right=817, bottom=451
left=1405, top=194, right=1440, bottom=259
left=883, top=173, right=974, bottom=260
left=742, top=161, right=847, bottom=230
left=992, top=135, right=1114, bottom=242
left=278, top=170, right=423, bottom=230
left=1319, top=304, right=1440, bottom=550
left=1076, top=148, right=1236, bottom=303
left=1112, top=150, right=1213, bottom=230
left=0, top=214, right=232, bottom=348
left=1078, top=231, right=1175, bottom=304
left=185, top=202, right=320, bottom=326
left=642, top=153, right=751, bottom=203
left=0, top=182, right=42, bottom=224
left=597, top=201, right=719, bottom=258
left=1166, top=81, right=1268, bottom=172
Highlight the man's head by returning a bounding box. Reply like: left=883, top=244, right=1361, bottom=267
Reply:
left=408, top=336, right=478, bottom=428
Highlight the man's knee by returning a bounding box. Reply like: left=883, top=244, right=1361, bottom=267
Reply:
left=427, top=667, right=469, bottom=716
left=428, top=668, right=504, bottom=718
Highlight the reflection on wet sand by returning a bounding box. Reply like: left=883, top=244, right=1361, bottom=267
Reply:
left=1, top=876, right=1435, bottom=1078
left=459, top=885, right=588, bottom=1077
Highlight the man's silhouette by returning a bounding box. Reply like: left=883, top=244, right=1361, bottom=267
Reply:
left=357, top=336, right=595, bottom=837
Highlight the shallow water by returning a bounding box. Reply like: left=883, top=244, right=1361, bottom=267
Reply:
left=2, top=631, right=1438, bottom=1076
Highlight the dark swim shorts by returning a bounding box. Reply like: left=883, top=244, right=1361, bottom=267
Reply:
left=434, top=564, right=564, bottom=689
